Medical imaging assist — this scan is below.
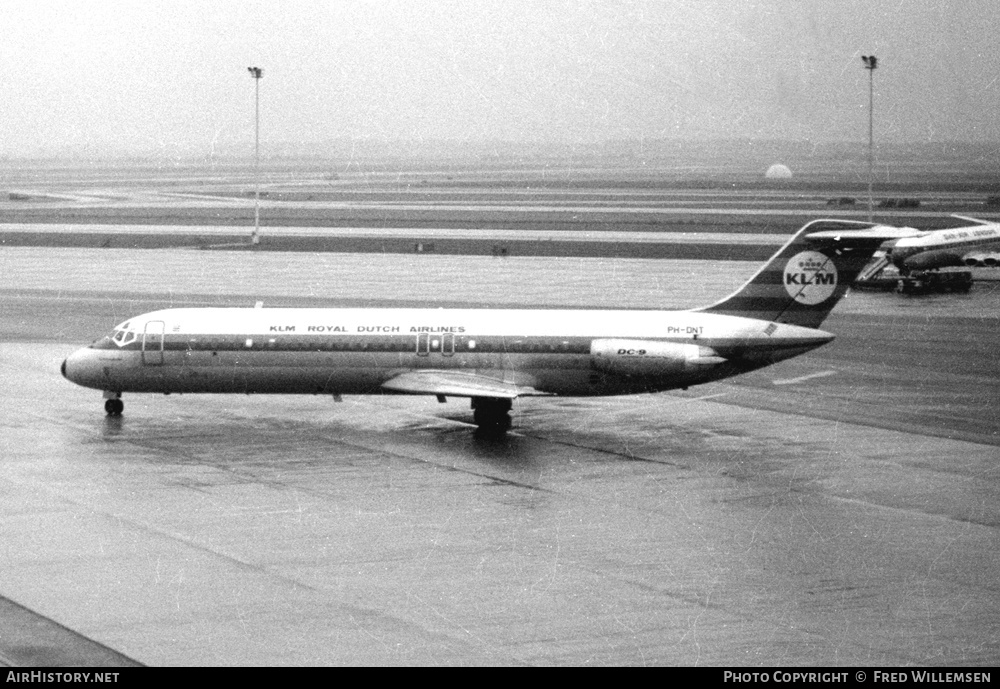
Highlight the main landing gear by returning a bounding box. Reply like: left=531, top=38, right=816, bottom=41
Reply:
left=471, top=397, right=512, bottom=434
left=104, top=393, right=124, bottom=416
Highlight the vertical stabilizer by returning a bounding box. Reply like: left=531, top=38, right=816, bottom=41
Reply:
left=698, top=219, right=900, bottom=329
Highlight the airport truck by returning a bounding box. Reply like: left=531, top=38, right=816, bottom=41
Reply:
left=855, top=255, right=973, bottom=295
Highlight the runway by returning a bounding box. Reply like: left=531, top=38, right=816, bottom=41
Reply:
left=1, top=246, right=998, bottom=666
left=0, top=222, right=791, bottom=245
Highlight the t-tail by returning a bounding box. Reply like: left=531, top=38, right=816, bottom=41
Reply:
left=698, top=219, right=914, bottom=329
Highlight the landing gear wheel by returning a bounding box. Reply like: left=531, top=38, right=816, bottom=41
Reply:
left=474, top=409, right=512, bottom=432
left=104, top=398, right=124, bottom=416
left=471, top=397, right=512, bottom=434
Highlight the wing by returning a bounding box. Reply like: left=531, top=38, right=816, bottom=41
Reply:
left=381, top=370, right=551, bottom=399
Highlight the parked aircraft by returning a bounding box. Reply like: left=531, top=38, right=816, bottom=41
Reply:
left=62, top=220, right=898, bottom=432
left=884, top=216, right=1000, bottom=273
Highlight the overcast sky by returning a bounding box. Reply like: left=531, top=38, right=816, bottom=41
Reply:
left=2, top=0, right=998, bottom=157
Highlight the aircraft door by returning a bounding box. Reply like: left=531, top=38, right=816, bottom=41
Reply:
left=441, top=332, right=454, bottom=357
left=415, top=332, right=455, bottom=357
left=142, top=320, right=165, bottom=365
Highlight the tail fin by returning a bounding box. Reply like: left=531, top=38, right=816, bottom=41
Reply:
left=698, top=219, right=907, bottom=329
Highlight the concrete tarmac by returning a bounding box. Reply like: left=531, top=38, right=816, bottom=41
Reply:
left=1, top=247, right=998, bottom=666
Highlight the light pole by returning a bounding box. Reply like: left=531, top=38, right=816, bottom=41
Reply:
left=248, top=66, right=264, bottom=245
left=861, top=55, right=877, bottom=222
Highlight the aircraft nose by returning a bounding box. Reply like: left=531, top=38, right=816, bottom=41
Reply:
left=62, top=348, right=105, bottom=389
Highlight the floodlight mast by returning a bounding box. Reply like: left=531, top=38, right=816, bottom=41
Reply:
left=862, top=55, right=877, bottom=222
left=248, top=66, right=264, bottom=245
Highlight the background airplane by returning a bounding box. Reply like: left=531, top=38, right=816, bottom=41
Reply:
left=865, top=215, right=1000, bottom=275
left=62, top=220, right=900, bottom=433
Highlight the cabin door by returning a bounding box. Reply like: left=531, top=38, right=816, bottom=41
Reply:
left=416, top=332, right=455, bottom=357
left=142, top=320, right=165, bottom=365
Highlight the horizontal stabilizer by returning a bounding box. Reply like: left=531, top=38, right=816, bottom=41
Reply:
left=805, top=225, right=923, bottom=242
left=381, top=370, right=551, bottom=399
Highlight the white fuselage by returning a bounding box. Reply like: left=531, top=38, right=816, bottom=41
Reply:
left=890, top=222, right=1000, bottom=265
left=895, top=222, right=1000, bottom=250
left=62, top=307, right=834, bottom=398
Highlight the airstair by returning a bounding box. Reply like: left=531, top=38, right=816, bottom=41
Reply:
left=855, top=254, right=890, bottom=284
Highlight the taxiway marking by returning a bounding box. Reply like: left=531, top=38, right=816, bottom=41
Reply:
left=772, top=370, right=838, bottom=386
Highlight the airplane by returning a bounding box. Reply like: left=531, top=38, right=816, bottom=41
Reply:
left=61, top=219, right=903, bottom=433
left=873, top=215, right=1000, bottom=275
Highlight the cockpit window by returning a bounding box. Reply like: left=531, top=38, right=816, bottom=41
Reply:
left=111, top=321, right=137, bottom=347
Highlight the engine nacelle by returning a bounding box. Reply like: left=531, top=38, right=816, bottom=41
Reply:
left=895, top=248, right=966, bottom=272
left=591, top=339, right=726, bottom=376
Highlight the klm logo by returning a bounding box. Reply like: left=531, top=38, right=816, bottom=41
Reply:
left=786, top=273, right=836, bottom=285
left=783, top=251, right=838, bottom=305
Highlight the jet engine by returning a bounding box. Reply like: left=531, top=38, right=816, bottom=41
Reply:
left=963, top=253, right=1000, bottom=267
left=590, top=339, right=726, bottom=376
left=891, top=248, right=966, bottom=273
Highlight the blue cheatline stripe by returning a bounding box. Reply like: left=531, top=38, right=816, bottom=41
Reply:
left=118, top=334, right=601, bottom=354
